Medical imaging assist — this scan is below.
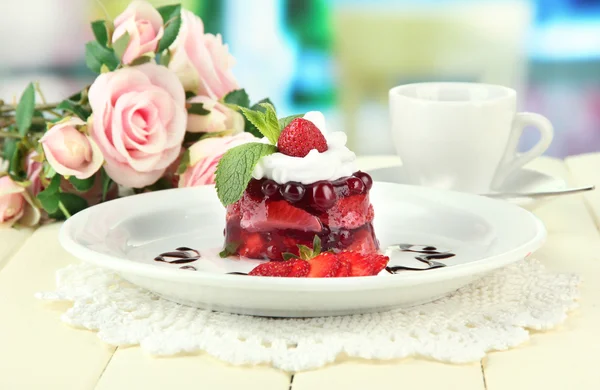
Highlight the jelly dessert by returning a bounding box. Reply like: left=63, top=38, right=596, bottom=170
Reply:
left=215, top=106, right=379, bottom=261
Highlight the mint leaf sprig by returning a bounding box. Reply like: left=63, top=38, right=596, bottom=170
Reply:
left=214, top=103, right=303, bottom=206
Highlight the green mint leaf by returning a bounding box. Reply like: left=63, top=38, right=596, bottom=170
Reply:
left=188, top=102, right=210, bottom=116
left=91, top=20, right=112, bottom=47
left=56, top=99, right=91, bottom=121
left=250, top=98, right=274, bottom=112
left=37, top=175, right=62, bottom=214
left=239, top=104, right=280, bottom=145
left=223, top=89, right=250, bottom=108
left=278, top=114, right=303, bottom=131
left=100, top=168, right=113, bottom=201
left=215, top=142, right=277, bottom=205
left=219, top=241, right=240, bottom=258
left=112, top=32, right=130, bottom=60
left=312, top=235, right=322, bottom=256
left=48, top=193, right=89, bottom=220
left=85, top=41, right=119, bottom=73
left=157, top=4, right=182, bottom=53
left=16, top=83, right=35, bottom=136
left=282, top=252, right=300, bottom=261
left=68, top=175, right=95, bottom=192
left=176, top=149, right=190, bottom=175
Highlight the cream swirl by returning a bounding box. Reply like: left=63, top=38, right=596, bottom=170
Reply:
left=252, top=111, right=357, bottom=184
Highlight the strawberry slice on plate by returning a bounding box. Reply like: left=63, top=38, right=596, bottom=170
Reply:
left=242, top=200, right=322, bottom=232
left=340, top=252, right=390, bottom=276
left=308, top=252, right=340, bottom=277
left=249, top=259, right=309, bottom=277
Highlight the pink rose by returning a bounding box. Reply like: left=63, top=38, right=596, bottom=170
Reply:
left=112, top=0, right=164, bottom=64
left=88, top=63, right=187, bottom=188
left=179, top=133, right=257, bottom=187
left=25, top=151, right=43, bottom=196
left=168, top=10, right=238, bottom=98
left=40, top=117, right=103, bottom=180
left=0, top=176, right=41, bottom=227
left=187, top=95, right=244, bottom=133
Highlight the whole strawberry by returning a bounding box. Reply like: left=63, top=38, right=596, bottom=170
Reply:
left=278, top=118, right=328, bottom=157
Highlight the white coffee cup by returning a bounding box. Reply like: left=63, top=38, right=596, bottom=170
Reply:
left=389, top=82, right=553, bottom=193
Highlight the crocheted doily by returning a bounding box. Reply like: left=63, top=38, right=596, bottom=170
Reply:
left=36, top=259, right=580, bottom=372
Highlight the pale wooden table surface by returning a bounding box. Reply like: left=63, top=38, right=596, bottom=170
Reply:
left=1, top=154, right=600, bottom=390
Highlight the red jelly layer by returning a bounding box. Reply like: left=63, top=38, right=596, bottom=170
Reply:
left=223, top=172, right=379, bottom=260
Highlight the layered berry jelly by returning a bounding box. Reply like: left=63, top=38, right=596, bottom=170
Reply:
left=223, top=171, right=379, bottom=260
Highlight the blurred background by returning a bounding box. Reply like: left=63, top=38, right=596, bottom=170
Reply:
left=1, top=0, right=599, bottom=157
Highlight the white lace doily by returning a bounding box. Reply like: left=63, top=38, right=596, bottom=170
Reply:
left=37, top=259, right=580, bottom=372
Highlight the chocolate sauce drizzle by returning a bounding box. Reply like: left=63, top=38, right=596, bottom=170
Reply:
left=385, top=244, right=455, bottom=274
left=154, top=247, right=201, bottom=270
left=227, top=272, right=248, bottom=275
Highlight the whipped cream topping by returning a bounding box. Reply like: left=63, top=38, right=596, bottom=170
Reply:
left=252, top=111, right=357, bottom=184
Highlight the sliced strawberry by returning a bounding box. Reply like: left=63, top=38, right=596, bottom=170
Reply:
left=307, top=252, right=340, bottom=277
left=335, top=257, right=352, bottom=277
left=346, top=229, right=378, bottom=254
left=342, top=252, right=372, bottom=276
left=366, top=253, right=389, bottom=275
left=278, top=118, right=328, bottom=157
left=289, top=259, right=311, bottom=277
left=242, top=200, right=322, bottom=232
left=238, top=233, right=265, bottom=258
left=320, top=194, right=370, bottom=230
left=249, top=261, right=292, bottom=277
left=340, top=251, right=390, bottom=276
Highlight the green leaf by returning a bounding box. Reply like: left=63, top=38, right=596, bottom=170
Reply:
left=239, top=104, right=280, bottom=145
left=188, top=103, right=210, bottom=116
left=215, top=142, right=277, bottom=205
left=159, top=49, right=171, bottom=66
left=219, top=241, right=240, bottom=258
left=250, top=98, right=274, bottom=112
left=129, top=56, right=153, bottom=66
left=112, top=32, right=130, bottom=60
left=100, top=168, right=113, bottom=202
left=176, top=149, right=190, bottom=175
left=7, top=141, right=27, bottom=182
left=157, top=4, right=182, bottom=52
left=223, top=89, right=250, bottom=108
left=56, top=100, right=92, bottom=120
left=312, top=235, right=322, bottom=256
left=185, top=91, right=196, bottom=100
left=15, top=83, right=35, bottom=136
left=3, top=139, right=17, bottom=165
left=37, top=175, right=62, bottom=214
left=48, top=193, right=89, bottom=220
left=85, top=41, right=119, bottom=74
left=282, top=252, right=300, bottom=261
left=278, top=114, right=303, bottom=131
left=69, top=175, right=95, bottom=192
left=91, top=20, right=111, bottom=47
left=297, top=245, right=313, bottom=260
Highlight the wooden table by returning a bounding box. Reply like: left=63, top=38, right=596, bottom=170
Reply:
left=1, top=154, right=600, bottom=390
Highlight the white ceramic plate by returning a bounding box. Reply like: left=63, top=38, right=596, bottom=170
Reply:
left=366, top=165, right=567, bottom=209
left=59, top=182, right=546, bottom=317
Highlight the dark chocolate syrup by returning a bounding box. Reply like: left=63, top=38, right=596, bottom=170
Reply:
left=386, top=244, right=455, bottom=274
left=154, top=247, right=201, bottom=265
left=227, top=272, right=248, bottom=275
left=180, top=265, right=197, bottom=271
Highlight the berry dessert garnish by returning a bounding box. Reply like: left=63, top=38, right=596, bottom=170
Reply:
left=247, top=236, right=389, bottom=278
left=215, top=104, right=379, bottom=260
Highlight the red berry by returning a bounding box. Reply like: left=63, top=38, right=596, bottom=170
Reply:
left=346, top=229, right=378, bottom=254
left=238, top=233, right=265, bottom=259
left=281, top=182, right=305, bottom=202
left=278, top=118, right=328, bottom=157
left=335, top=257, right=352, bottom=277
left=338, top=251, right=389, bottom=276
left=309, top=182, right=336, bottom=210
left=261, top=180, right=280, bottom=197
left=307, top=252, right=340, bottom=278
left=346, top=177, right=366, bottom=195
left=353, top=171, right=373, bottom=190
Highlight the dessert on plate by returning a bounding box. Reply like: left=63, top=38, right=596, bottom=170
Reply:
left=215, top=104, right=386, bottom=277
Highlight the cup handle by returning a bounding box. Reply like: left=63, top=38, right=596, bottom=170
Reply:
left=492, top=112, right=554, bottom=189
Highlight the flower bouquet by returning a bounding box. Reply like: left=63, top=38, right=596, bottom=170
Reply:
left=0, top=0, right=281, bottom=228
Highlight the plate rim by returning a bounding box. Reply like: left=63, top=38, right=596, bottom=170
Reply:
left=59, top=183, right=547, bottom=291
